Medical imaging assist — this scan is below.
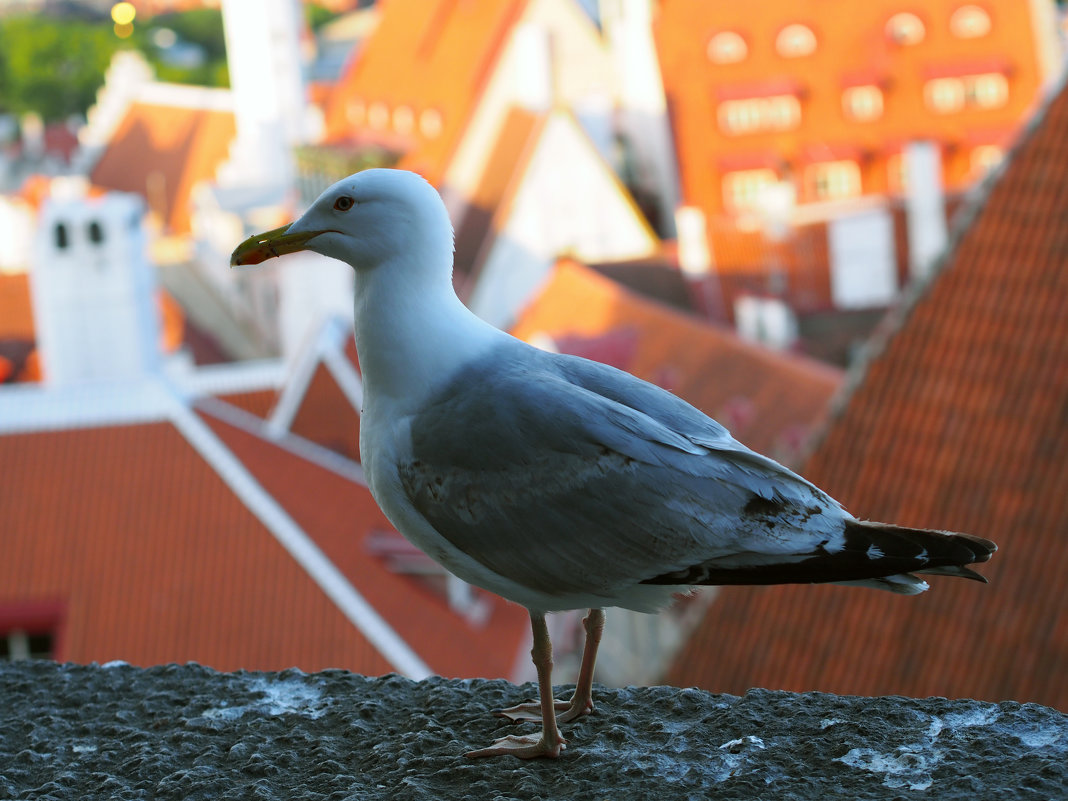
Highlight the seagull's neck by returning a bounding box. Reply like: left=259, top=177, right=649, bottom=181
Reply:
left=352, top=253, right=502, bottom=414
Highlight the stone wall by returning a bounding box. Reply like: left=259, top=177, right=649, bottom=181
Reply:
left=1, top=662, right=1065, bottom=800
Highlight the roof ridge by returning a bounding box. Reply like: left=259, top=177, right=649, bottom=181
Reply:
left=196, top=395, right=367, bottom=486
left=168, top=399, right=431, bottom=679
left=0, top=378, right=179, bottom=435
left=802, top=73, right=1068, bottom=465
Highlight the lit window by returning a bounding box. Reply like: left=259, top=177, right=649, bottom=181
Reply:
left=723, top=169, right=778, bottom=214
left=925, top=77, right=966, bottom=113
left=925, top=73, right=1008, bottom=113
left=718, top=95, right=801, bottom=135
left=842, top=85, right=884, bottom=122
left=707, top=31, right=748, bottom=64
left=965, top=73, right=1008, bottom=108
left=950, top=5, right=992, bottom=38
left=393, top=105, right=414, bottom=135
left=971, top=144, right=1004, bottom=175
left=368, top=102, right=389, bottom=129
left=885, top=12, right=926, bottom=45
left=805, top=160, right=862, bottom=202
left=347, top=99, right=366, bottom=126
left=420, top=108, right=443, bottom=138
left=776, top=24, right=817, bottom=57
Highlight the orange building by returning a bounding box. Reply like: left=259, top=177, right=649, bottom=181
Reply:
left=655, top=0, right=1062, bottom=225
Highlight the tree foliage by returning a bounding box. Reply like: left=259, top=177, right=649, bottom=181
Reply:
left=0, top=11, right=230, bottom=124
left=0, top=17, right=119, bottom=122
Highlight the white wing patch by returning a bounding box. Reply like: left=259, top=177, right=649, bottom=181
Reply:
left=867, top=544, right=885, bottom=560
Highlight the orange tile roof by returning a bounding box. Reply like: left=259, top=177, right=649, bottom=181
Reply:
left=0, top=273, right=34, bottom=341
left=0, top=420, right=393, bottom=674
left=287, top=362, right=361, bottom=462
left=322, top=0, right=527, bottom=185
left=197, top=404, right=531, bottom=679
left=666, top=76, right=1068, bottom=710
left=510, top=259, right=842, bottom=462
left=453, top=107, right=541, bottom=283
left=656, top=0, right=1052, bottom=221
left=0, top=271, right=185, bottom=382
left=90, top=100, right=236, bottom=233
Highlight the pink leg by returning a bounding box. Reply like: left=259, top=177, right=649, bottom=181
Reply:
left=497, top=608, right=605, bottom=724
left=465, top=611, right=567, bottom=759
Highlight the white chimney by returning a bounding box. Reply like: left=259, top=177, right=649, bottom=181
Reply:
left=675, top=205, right=712, bottom=277
left=513, top=22, right=554, bottom=112
left=828, top=206, right=897, bottom=308
left=30, top=190, right=161, bottom=385
left=219, top=0, right=307, bottom=191
left=601, top=0, right=681, bottom=235
left=905, top=141, right=948, bottom=279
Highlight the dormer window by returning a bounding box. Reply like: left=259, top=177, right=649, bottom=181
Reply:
left=842, top=85, right=884, bottom=122
left=707, top=31, right=748, bottom=64
left=347, top=99, right=366, bottom=126
left=950, top=5, right=992, bottom=38
left=392, top=105, right=414, bottom=135
left=367, top=102, right=389, bottom=130
left=419, top=108, right=443, bottom=138
left=718, top=95, right=801, bottom=135
left=776, top=24, right=817, bottom=57
left=885, top=12, right=925, bottom=45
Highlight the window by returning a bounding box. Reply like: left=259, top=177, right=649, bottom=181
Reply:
left=707, top=31, right=748, bottom=64
left=718, top=95, right=801, bottom=135
left=723, top=168, right=778, bottom=214
left=842, top=85, right=884, bottom=122
left=950, top=5, right=992, bottom=38
left=419, top=108, right=443, bottom=138
left=54, top=222, right=69, bottom=250
left=925, top=73, right=1008, bottom=113
left=1, top=629, right=54, bottom=661
left=885, top=12, right=926, bottom=45
left=776, top=24, right=817, bottom=57
left=392, top=105, right=414, bottom=135
left=805, top=160, right=862, bottom=202
left=367, top=101, right=389, bottom=129
left=971, top=144, right=1004, bottom=175
left=347, top=99, right=366, bottom=126
left=88, top=220, right=105, bottom=245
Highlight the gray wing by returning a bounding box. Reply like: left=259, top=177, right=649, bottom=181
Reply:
left=399, top=343, right=844, bottom=600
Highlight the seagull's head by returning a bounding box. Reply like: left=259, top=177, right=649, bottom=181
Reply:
left=230, top=169, right=454, bottom=274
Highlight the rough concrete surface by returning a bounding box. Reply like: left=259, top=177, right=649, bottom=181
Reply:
left=1, top=661, right=1065, bottom=800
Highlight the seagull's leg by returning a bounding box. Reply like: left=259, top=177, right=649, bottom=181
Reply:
left=556, top=607, right=605, bottom=722
left=465, top=611, right=566, bottom=759
left=497, top=607, right=605, bottom=724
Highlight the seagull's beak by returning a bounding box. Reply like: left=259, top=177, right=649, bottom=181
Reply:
left=229, top=224, right=332, bottom=267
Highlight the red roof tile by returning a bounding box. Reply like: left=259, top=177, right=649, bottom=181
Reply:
left=666, top=76, right=1068, bottom=710
left=197, top=405, right=531, bottom=679
left=510, top=259, right=842, bottom=462
left=90, top=100, right=236, bottom=234
left=322, top=0, right=527, bottom=185
left=0, top=419, right=393, bottom=674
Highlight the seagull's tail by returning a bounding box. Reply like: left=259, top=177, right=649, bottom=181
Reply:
left=642, top=520, right=996, bottom=594
left=832, top=521, right=997, bottom=595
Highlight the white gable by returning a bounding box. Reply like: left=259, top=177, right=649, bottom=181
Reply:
left=467, top=111, right=658, bottom=329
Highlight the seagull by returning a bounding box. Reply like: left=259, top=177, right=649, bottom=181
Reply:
left=231, top=169, right=997, bottom=760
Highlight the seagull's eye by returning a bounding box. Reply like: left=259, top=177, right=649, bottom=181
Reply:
left=334, top=196, right=355, bottom=212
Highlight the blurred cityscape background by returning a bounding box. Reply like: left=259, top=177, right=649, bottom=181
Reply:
left=0, top=0, right=1065, bottom=711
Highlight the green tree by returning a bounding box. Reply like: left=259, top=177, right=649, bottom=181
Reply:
left=0, top=17, right=120, bottom=122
